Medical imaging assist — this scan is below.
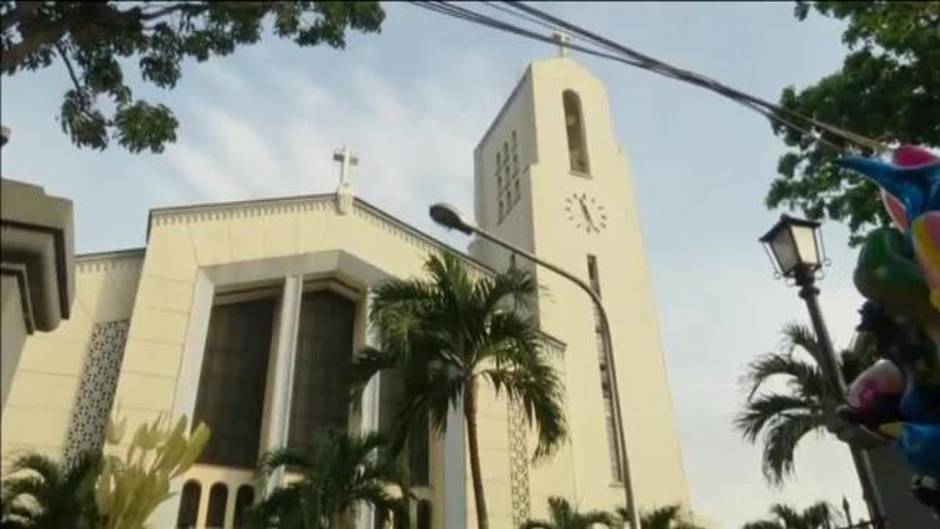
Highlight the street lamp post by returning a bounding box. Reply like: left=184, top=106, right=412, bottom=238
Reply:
left=759, top=214, right=887, bottom=529
left=430, top=203, right=642, bottom=529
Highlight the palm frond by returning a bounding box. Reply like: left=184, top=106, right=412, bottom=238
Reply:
left=481, top=362, right=567, bottom=460
left=578, top=509, right=617, bottom=528
left=741, top=353, right=826, bottom=401
left=641, top=505, right=682, bottom=529
left=520, top=520, right=555, bottom=529
left=741, top=521, right=783, bottom=529
left=735, top=394, right=817, bottom=443
left=253, top=431, right=408, bottom=529
left=780, top=323, right=823, bottom=361
left=761, top=413, right=823, bottom=485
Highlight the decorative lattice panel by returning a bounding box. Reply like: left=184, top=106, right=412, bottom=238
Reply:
left=64, top=320, right=129, bottom=462
left=508, top=399, right=531, bottom=528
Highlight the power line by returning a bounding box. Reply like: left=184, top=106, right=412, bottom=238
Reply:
left=408, top=1, right=884, bottom=155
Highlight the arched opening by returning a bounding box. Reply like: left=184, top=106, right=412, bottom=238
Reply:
left=206, top=482, right=229, bottom=528
left=176, top=480, right=201, bottom=528
left=233, top=485, right=255, bottom=527
left=563, top=90, right=590, bottom=174
left=417, top=500, right=432, bottom=529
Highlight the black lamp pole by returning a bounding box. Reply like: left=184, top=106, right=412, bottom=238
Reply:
left=759, top=215, right=888, bottom=528
left=793, top=266, right=887, bottom=529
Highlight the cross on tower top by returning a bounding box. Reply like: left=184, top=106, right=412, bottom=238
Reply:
left=552, top=31, right=571, bottom=58
left=333, top=145, right=359, bottom=190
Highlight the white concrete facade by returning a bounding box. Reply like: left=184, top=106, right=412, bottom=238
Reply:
left=472, top=57, right=690, bottom=517
left=1, top=57, right=690, bottom=528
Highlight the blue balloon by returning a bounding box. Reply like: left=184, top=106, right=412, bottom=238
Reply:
left=896, top=422, right=940, bottom=478
left=836, top=156, right=940, bottom=224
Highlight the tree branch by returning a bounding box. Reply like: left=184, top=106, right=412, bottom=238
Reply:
left=140, top=3, right=208, bottom=21
left=55, top=41, right=84, bottom=97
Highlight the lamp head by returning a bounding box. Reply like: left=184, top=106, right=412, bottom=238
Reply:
left=429, top=203, right=474, bottom=235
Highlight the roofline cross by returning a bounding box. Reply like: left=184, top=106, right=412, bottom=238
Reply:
left=333, top=145, right=359, bottom=189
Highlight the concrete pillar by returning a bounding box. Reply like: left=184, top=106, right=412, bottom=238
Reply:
left=264, top=275, right=304, bottom=493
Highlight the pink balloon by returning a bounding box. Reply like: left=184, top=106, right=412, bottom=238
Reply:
left=892, top=145, right=940, bottom=168
left=881, top=190, right=910, bottom=232
left=847, top=360, right=904, bottom=410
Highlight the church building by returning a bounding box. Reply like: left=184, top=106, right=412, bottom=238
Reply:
left=1, top=56, right=689, bottom=528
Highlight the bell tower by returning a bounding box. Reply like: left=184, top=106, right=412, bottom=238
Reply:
left=470, top=57, right=690, bottom=514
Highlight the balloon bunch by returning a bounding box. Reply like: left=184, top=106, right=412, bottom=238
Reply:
left=835, top=146, right=940, bottom=516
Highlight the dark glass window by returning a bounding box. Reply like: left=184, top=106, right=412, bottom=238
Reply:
left=176, top=480, right=201, bottom=528
left=563, top=90, right=590, bottom=174
left=206, top=482, right=228, bottom=528
left=289, top=290, right=356, bottom=448
left=194, top=297, right=276, bottom=468
left=587, top=255, right=622, bottom=480
left=233, top=485, right=255, bottom=528
left=378, top=367, right=429, bottom=486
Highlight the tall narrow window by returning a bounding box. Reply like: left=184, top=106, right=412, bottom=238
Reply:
left=176, top=480, right=201, bottom=528
left=563, top=90, right=590, bottom=174
left=511, top=130, right=517, bottom=150
left=503, top=141, right=509, bottom=162
left=289, top=290, right=357, bottom=448
left=206, top=483, right=228, bottom=528
left=587, top=255, right=622, bottom=480
left=194, top=297, right=275, bottom=468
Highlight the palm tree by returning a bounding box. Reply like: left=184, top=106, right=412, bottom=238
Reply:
left=352, top=252, right=568, bottom=529
left=734, top=323, right=873, bottom=484
left=615, top=504, right=706, bottom=529
left=520, top=497, right=616, bottom=529
left=247, top=430, right=411, bottom=529
left=0, top=452, right=99, bottom=529
left=741, top=502, right=837, bottom=529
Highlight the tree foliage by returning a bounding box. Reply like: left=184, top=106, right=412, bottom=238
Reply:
left=96, top=414, right=210, bottom=529
left=767, top=1, right=940, bottom=245
left=351, top=252, right=568, bottom=529
left=520, top=497, right=616, bottom=529
left=734, top=323, right=874, bottom=485
left=0, top=1, right=385, bottom=153
left=247, top=430, right=411, bottom=529
left=741, top=502, right=837, bottom=529
left=0, top=452, right=100, bottom=529
left=0, top=414, right=209, bottom=529
left=619, top=504, right=707, bottom=529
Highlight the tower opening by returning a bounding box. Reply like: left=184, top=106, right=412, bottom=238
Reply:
left=563, top=90, right=590, bottom=174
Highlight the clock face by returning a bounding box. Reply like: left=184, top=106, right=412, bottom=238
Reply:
left=565, top=193, right=608, bottom=234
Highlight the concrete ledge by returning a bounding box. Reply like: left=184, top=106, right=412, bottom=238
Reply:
left=1, top=178, right=75, bottom=331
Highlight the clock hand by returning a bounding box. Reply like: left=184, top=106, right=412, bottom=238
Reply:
left=579, top=200, right=594, bottom=223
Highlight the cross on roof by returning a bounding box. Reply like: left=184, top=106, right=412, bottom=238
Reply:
left=333, top=145, right=358, bottom=189
left=552, top=31, right=571, bottom=58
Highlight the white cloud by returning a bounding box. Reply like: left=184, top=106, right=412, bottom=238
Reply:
left=156, top=53, right=501, bottom=251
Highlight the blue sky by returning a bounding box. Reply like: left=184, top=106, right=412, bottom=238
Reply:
left=1, top=3, right=874, bottom=527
